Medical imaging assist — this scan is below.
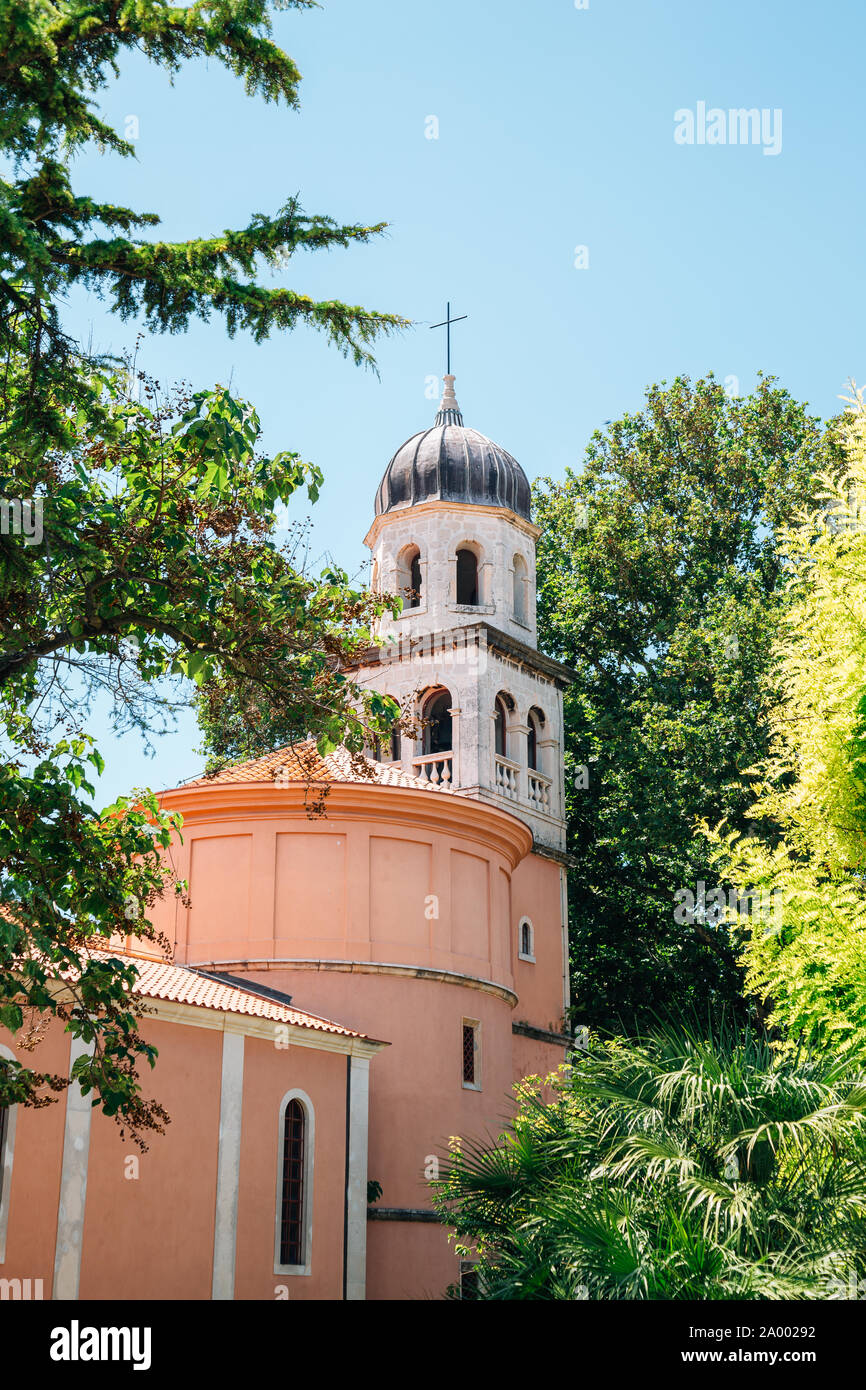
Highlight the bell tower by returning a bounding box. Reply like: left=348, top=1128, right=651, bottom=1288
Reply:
left=355, top=376, right=573, bottom=855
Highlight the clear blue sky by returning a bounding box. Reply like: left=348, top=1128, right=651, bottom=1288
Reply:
left=61, top=0, right=866, bottom=800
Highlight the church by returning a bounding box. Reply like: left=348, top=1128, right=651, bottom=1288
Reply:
left=0, top=377, right=574, bottom=1301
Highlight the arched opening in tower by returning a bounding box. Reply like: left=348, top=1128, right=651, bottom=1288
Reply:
left=423, top=689, right=453, bottom=755
left=456, top=547, right=478, bottom=605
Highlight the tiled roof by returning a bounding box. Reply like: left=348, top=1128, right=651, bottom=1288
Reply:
left=117, top=953, right=369, bottom=1038
left=178, top=739, right=448, bottom=793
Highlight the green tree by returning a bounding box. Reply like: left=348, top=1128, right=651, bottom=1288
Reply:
left=434, top=1019, right=866, bottom=1300
left=704, top=387, right=866, bottom=1052
left=0, top=0, right=404, bottom=445
left=533, top=374, right=837, bottom=1032
left=0, top=0, right=405, bottom=1136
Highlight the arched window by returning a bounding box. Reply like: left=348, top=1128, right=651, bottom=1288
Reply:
left=519, top=917, right=535, bottom=961
left=385, top=695, right=401, bottom=762
left=512, top=554, right=527, bottom=622
left=410, top=551, right=422, bottom=608
left=423, top=689, right=453, bottom=755
left=493, top=697, right=508, bottom=757
left=280, top=1100, right=305, bottom=1266
left=397, top=545, right=422, bottom=609
left=527, top=707, right=545, bottom=772
left=275, top=1091, right=313, bottom=1274
left=456, top=547, right=479, bottom=605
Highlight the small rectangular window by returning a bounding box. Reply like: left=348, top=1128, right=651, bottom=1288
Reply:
left=462, top=1020, right=480, bottom=1089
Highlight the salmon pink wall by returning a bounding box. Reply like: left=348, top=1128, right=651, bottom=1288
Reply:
left=511, top=853, right=568, bottom=1034
left=366, top=1220, right=461, bottom=1302
left=1, top=1012, right=355, bottom=1301
left=124, top=779, right=568, bottom=1299
left=0, top=1024, right=70, bottom=1298
left=169, top=813, right=517, bottom=985
left=239, top=969, right=514, bottom=1302
left=79, top=1018, right=222, bottom=1300
left=235, top=1037, right=348, bottom=1301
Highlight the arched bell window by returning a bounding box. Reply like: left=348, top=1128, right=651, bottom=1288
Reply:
left=493, top=696, right=508, bottom=757
left=423, top=689, right=453, bottom=755
left=383, top=696, right=401, bottom=763
left=527, top=707, right=545, bottom=772
left=409, top=551, right=423, bottom=608
left=456, top=547, right=479, bottom=605
left=397, top=545, right=422, bottom=609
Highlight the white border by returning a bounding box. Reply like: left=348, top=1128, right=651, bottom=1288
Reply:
left=461, top=1018, right=482, bottom=1091
left=212, top=1029, right=245, bottom=1300
left=0, top=1044, right=17, bottom=1264
left=518, top=916, right=536, bottom=962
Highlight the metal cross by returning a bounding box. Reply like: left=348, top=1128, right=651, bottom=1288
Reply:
left=430, top=302, right=468, bottom=375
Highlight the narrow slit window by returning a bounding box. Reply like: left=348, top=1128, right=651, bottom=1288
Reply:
left=279, top=1099, right=306, bottom=1267
left=519, top=918, right=534, bottom=960
left=462, top=1021, right=480, bottom=1088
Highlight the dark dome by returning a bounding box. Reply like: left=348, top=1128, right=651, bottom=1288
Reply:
left=375, top=376, right=531, bottom=521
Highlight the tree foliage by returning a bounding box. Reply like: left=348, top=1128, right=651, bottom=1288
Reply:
left=704, top=388, right=866, bottom=1052
left=0, top=1, right=406, bottom=424
left=533, top=374, right=838, bottom=1031
left=0, top=0, right=403, bottom=1136
left=434, top=1019, right=866, bottom=1300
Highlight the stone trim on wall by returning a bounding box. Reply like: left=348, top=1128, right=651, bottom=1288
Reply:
left=511, top=1020, right=573, bottom=1047
left=52, top=1035, right=95, bottom=1300
left=193, top=958, right=519, bottom=1008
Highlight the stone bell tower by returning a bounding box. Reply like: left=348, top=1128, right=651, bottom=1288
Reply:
left=353, top=375, right=573, bottom=855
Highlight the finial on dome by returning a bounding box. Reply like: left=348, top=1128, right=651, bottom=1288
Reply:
left=435, top=374, right=464, bottom=427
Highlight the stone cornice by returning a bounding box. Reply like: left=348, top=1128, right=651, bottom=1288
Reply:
left=529, top=841, right=577, bottom=869
left=187, top=957, right=519, bottom=1007
left=366, top=1207, right=442, bottom=1223
left=157, top=780, right=533, bottom=870
left=482, top=623, right=577, bottom=687
left=364, top=498, right=542, bottom=549
left=511, top=1020, right=573, bottom=1047
left=345, top=621, right=575, bottom=689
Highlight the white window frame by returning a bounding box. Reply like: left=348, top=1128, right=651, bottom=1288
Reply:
left=0, top=1044, right=18, bottom=1264
left=273, top=1088, right=315, bottom=1278
left=518, top=916, right=536, bottom=963
left=461, top=1019, right=482, bottom=1092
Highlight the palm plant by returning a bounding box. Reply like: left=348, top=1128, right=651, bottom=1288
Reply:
left=433, top=1018, right=866, bottom=1299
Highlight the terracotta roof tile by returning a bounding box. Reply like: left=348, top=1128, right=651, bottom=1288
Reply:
left=178, top=739, right=450, bottom=794
left=111, top=953, right=371, bottom=1038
